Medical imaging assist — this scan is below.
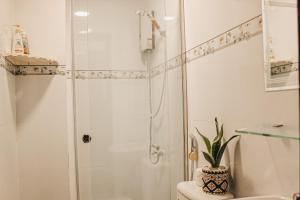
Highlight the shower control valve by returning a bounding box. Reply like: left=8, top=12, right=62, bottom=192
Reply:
left=82, top=134, right=92, bottom=143
left=151, top=145, right=165, bottom=156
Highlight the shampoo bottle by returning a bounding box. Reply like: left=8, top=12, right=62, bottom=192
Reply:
left=21, top=31, right=29, bottom=55
left=12, top=25, right=24, bottom=55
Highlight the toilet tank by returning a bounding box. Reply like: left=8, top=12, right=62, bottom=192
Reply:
left=177, top=181, right=234, bottom=200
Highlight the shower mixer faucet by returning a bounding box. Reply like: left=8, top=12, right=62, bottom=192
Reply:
left=151, top=145, right=164, bottom=156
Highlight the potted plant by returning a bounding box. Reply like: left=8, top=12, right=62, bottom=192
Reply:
left=195, top=118, right=240, bottom=195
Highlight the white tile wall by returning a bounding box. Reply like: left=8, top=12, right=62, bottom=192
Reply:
left=0, top=0, right=20, bottom=200
left=16, top=76, right=70, bottom=200
left=184, top=0, right=299, bottom=197
left=14, top=0, right=66, bottom=64
left=0, top=68, right=19, bottom=200
left=13, top=1, right=70, bottom=200
left=73, top=1, right=185, bottom=200
left=75, top=79, right=149, bottom=200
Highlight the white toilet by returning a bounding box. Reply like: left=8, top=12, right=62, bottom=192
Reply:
left=177, top=181, right=234, bottom=200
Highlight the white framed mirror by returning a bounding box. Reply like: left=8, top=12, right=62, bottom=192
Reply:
left=262, top=0, right=299, bottom=91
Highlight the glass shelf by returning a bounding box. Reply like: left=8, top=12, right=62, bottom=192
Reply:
left=0, top=55, right=65, bottom=75
left=4, top=55, right=60, bottom=67
left=235, top=125, right=300, bottom=141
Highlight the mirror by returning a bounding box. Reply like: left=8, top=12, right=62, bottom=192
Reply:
left=262, top=0, right=299, bottom=91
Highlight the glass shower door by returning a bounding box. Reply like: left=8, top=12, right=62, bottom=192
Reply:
left=71, top=0, right=185, bottom=199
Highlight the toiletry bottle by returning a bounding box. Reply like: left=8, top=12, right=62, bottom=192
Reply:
left=21, top=31, right=30, bottom=55
left=12, top=25, right=24, bottom=55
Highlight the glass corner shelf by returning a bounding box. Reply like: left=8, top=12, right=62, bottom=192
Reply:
left=4, top=55, right=60, bottom=67
left=235, top=125, right=300, bottom=141
left=0, top=54, right=65, bottom=75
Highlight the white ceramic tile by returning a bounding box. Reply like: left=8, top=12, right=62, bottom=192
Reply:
left=0, top=1, right=19, bottom=200
left=184, top=0, right=299, bottom=196
left=14, top=0, right=66, bottom=65
left=0, top=68, right=19, bottom=200
left=12, top=1, right=71, bottom=200
left=73, top=1, right=185, bottom=200
left=16, top=76, right=70, bottom=200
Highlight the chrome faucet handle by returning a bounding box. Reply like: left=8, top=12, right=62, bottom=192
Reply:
left=292, top=193, right=300, bottom=200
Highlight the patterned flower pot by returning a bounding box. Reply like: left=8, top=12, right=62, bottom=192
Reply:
left=201, top=166, right=230, bottom=194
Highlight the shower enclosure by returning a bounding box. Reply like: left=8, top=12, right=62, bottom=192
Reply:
left=71, top=0, right=186, bottom=199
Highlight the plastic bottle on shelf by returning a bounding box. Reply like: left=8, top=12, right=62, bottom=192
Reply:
left=12, top=25, right=24, bottom=55
left=21, top=30, right=30, bottom=55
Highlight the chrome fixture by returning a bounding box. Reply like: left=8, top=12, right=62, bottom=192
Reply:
left=145, top=50, right=167, bottom=165
left=138, top=10, right=168, bottom=165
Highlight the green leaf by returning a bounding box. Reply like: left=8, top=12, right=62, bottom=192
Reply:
left=215, top=135, right=240, bottom=167
left=195, top=127, right=211, bottom=153
left=214, top=117, right=219, bottom=136
left=202, top=151, right=216, bottom=167
left=211, top=142, right=221, bottom=160
left=212, top=124, right=223, bottom=160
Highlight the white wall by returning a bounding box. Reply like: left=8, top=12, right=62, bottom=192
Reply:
left=0, top=70, right=19, bottom=200
left=16, top=76, right=70, bottom=200
left=0, top=63, right=19, bottom=200
left=73, top=0, right=184, bottom=200
left=185, top=0, right=299, bottom=197
left=14, top=0, right=66, bottom=64
left=14, top=1, right=70, bottom=200
left=73, top=1, right=150, bottom=199
left=0, top=0, right=20, bottom=200
left=149, top=2, right=185, bottom=200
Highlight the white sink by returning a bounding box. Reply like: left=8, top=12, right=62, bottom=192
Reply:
left=233, top=196, right=290, bottom=200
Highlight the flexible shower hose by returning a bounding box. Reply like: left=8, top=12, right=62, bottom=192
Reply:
left=146, top=51, right=167, bottom=165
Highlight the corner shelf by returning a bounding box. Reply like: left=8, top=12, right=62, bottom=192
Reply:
left=0, top=55, right=65, bottom=75
left=235, top=125, right=300, bottom=141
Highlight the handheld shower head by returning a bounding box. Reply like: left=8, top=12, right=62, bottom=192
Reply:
left=189, top=134, right=198, bottom=149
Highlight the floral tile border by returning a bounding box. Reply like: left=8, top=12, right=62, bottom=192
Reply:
left=149, top=55, right=183, bottom=78
left=15, top=65, right=66, bottom=76
left=185, top=15, right=262, bottom=63
left=67, top=70, right=147, bottom=80
left=149, top=15, right=263, bottom=78
left=0, top=56, right=66, bottom=76
left=0, top=15, right=262, bottom=79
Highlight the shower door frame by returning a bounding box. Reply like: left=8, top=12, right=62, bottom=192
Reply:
left=69, top=0, right=190, bottom=199
left=180, top=0, right=189, bottom=182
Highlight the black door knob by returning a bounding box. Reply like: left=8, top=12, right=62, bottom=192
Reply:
left=82, top=134, right=92, bottom=143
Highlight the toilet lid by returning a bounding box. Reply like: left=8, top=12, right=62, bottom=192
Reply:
left=177, top=181, right=234, bottom=200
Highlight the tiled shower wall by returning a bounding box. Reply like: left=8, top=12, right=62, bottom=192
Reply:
left=184, top=0, right=299, bottom=197
left=0, top=1, right=19, bottom=200
left=72, top=0, right=184, bottom=199
left=0, top=0, right=185, bottom=200
left=72, top=0, right=149, bottom=199
left=4, top=1, right=70, bottom=200
left=1, top=0, right=299, bottom=199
